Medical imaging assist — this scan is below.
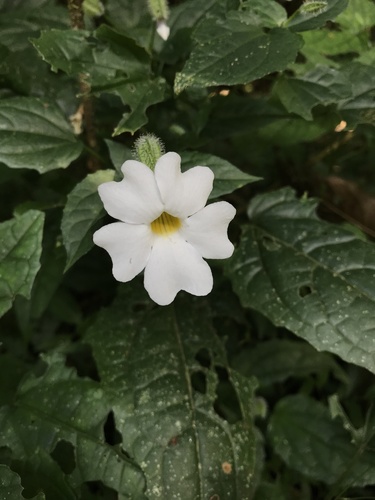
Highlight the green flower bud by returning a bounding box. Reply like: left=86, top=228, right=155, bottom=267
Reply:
left=83, top=0, right=105, bottom=17
left=300, top=0, right=328, bottom=15
left=148, top=0, right=169, bottom=21
left=134, top=134, right=165, bottom=170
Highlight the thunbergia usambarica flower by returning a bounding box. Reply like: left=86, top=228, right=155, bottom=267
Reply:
left=93, top=152, right=236, bottom=305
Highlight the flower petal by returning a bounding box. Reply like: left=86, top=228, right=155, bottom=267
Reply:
left=98, top=160, right=163, bottom=224
left=154, top=152, right=214, bottom=218
left=144, top=235, right=213, bottom=305
left=93, top=222, right=153, bottom=282
left=181, top=201, right=236, bottom=259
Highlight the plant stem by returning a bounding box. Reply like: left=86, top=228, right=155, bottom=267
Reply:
left=67, top=0, right=100, bottom=172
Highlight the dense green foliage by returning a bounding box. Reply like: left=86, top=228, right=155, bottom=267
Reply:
left=1, top=0, right=375, bottom=498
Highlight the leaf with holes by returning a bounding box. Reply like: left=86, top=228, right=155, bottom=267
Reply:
left=269, top=394, right=375, bottom=487
left=0, top=352, right=146, bottom=498
left=86, top=288, right=260, bottom=499
left=226, top=187, right=375, bottom=374
left=0, top=210, right=44, bottom=319
left=61, top=169, right=115, bottom=270
left=0, top=97, right=83, bottom=173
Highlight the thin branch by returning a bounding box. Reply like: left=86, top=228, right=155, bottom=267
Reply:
left=67, top=0, right=100, bottom=172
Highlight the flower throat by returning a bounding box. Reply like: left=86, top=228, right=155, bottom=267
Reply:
left=151, top=212, right=181, bottom=236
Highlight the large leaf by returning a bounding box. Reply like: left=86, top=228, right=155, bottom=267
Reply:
left=0, top=97, right=82, bottom=173
left=175, top=20, right=302, bottom=93
left=86, top=289, right=260, bottom=499
left=61, top=169, right=115, bottom=270
left=0, top=210, right=44, bottom=318
left=0, top=352, right=146, bottom=498
left=226, top=188, right=375, bottom=374
left=269, top=395, right=375, bottom=487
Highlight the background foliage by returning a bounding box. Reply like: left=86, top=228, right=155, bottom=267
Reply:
left=1, top=0, right=375, bottom=498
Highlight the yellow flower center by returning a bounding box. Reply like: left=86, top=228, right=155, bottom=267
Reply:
left=151, top=212, right=181, bottom=236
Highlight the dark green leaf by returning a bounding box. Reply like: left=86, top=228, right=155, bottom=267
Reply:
left=0, top=352, right=146, bottom=498
left=175, top=21, right=302, bottom=93
left=226, top=188, right=375, bottom=374
left=233, top=339, right=347, bottom=386
left=269, top=394, right=375, bottom=486
left=181, top=151, right=260, bottom=199
left=61, top=169, right=115, bottom=270
left=0, top=465, right=23, bottom=498
left=86, top=290, right=260, bottom=499
left=105, top=139, right=133, bottom=173
left=228, top=0, right=287, bottom=28
left=0, top=97, right=83, bottom=173
left=286, top=0, right=349, bottom=32
left=32, top=27, right=167, bottom=135
left=0, top=210, right=44, bottom=318
left=273, top=67, right=350, bottom=121
left=112, top=78, right=167, bottom=135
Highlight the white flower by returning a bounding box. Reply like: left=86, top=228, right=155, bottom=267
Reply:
left=93, top=152, right=236, bottom=306
left=156, top=19, right=170, bottom=41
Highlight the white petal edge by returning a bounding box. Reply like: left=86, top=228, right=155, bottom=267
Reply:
left=180, top=201, right=236, bottom=259
left=154, top=152, right=214, bottom=218
left=98, top=160, right=163, bottom=224
left=144, top=235, right=213, bottom=306
left=93, top=222, right=154, bottom=282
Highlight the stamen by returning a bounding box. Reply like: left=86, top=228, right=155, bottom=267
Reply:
left=151, top=212, right=181, bottom=236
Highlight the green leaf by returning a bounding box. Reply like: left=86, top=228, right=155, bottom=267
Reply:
left=232, top=339, right=347, bottom=387
left=32, top=27, right=167, bottom=135
left=336, top=0, right=375, bottom=34
left=104, top=0, right=153, bottom=49
left=286, top=0, right=349, bottom=32
left=86, top=290, right=260, bottom=499
left=202, top=94, right=286, bottom=140
left=105, top=139, right=133, bottom=173
left=32, top=26, right=149, bottom=82
left=112, top=78, right=166, bottom=135
left=181, top=151, right=260, bottom=199
left=269, top=394, right=375, bottom=487
left=0, top=352, right=146, bottom=498
left=339, top=63, right=375, bottom=127
left=228, top=0, right=287, bottom=28
left=0, top=210, right=44, bottom=319
left=226, top=188, right=375, bottom=374
left=0, top=97, right=83, bottom=173
left=61, top=169, right=115, bottom=270
left=273, top=67, right=350, bottom=120
left=273, top=63, right=375, bottom=126
left=175, top=21, right=302, bottom=93
left=0, top=465, right=23, bottom=497
left=259, top=106, right=340, bottom=144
